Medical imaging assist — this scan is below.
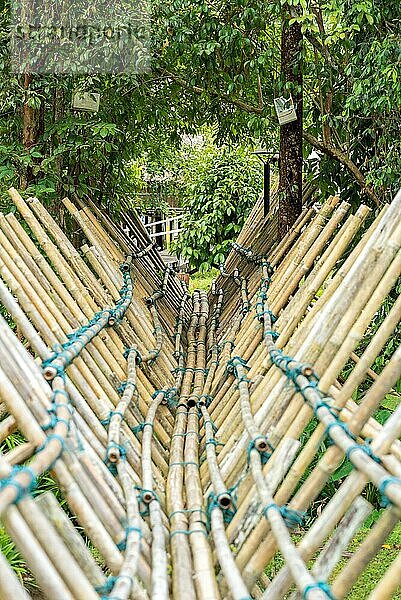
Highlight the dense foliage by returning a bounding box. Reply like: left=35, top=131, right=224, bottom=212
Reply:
left=0, top=0, right=400, bottom=212
left=172, top=142, right=262, bottom=270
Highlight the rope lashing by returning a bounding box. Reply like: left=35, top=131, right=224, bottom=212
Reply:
left=324, top=420, right=357, bottom=444
left=313, top=397, right=340, bottom=420
left=123, top=347, right=142, bottom=365
left=134, top=486, right=160, bottom=516
left=247, top=437, right=274, bottom=464
left=207, top=482, right=240, bottom=525
left=203, top=417, right=218, bottom=434
left=230, top=242, right=270, bottom=266
left=116, top=526, right=142, bottom=551
left=255, top=307, right=278, bottom=323
left=131, top=422, right=153, bottom=436
left=269, top=348, right=318, bottom=393
left=169, top=528, right=208, bottom=539
left=303, top=581, right=336, bottom=600
left=117, top=382, right=127, bottom=394
left=197, top=394, right=213, bottom=408
left=226, top=355, right=249, bottom=378
left=36, top=433, right=65, bottom=458
left=41, top=413, right=58, bottom=431
left=345, top=439, right=382, bottom=464
left=205, top=438, right=224, bottom=448
left=263, top=503, right=306, bottom=530
left=166, top=388, right=178, bottom=410
left=207, top=492, right=236, bottom=524
left=96, top=573, right=134, bottom=596
left=42, top=258, right=133, bottom=380
left=101, top=411, right=125, bottom=428
left=131, top=241, right=155, bottom=259
left=169, top=507, right=208, bottom=522
left=0, top=466, right=37, bottom=504
left=96, top=576, right=119, bottom=595
left=264, top=329, right=279, bottom=340
left=172, top=431, right=200, bottom=439
left=378, top=476, right=401, bottom=507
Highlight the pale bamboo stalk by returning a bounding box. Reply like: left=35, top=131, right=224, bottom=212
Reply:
left=167, top=406, right=196, bottom=600
left=230, top=358, right=271, bottom=453
left=219, top=203, right=400, bottom=580
left=0, top=322, right=146, bottom=581
left=166, top=292, right=200, bottom=600
left=0, top=230, right=168, bottom=487
left=215, top=210, right=401, bottom=495
left=26, top=197, right=113, bottom=306
left=3, top=505, right=74, bottom=600
left=141, top=389, right=169, bottom=600
left=249, top=450, right=326, bottom=600
left=107, top=346, right=139, bottom=463
left=210, top=507, right=250, bottom=600
left=331, top=505, right=401, bottom=599
left=183, top=291, right=219, bottom=600
left=5, top=442, right=35, bottom=465
left=16, top=494, right=99, bottom=600
left=35, top=492, right=107, bottom=588
left=263, top=396, right=401, bottom=599
left=0, top=414, right=17, bottom=441
left=292, top=496, right=372, bottom=597
left=0, top=549, right=30, bottom=600
left=110, top=460, right=142, bottom=600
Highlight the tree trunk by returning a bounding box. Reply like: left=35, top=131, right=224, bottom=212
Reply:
left=278, top=3, right=303, bottom=238
left=21, top=73, right=42, bottom=189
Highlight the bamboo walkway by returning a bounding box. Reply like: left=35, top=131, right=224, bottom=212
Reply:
left=0, top=186, right=400, bottom=599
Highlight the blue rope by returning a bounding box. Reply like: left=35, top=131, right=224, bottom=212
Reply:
left=226, top=356, right=249, bottom=377
left=124, top=347, right=142, bottom=364
left=247, top=437, right=274, bottom=465
left=116, top=526, right=142, bottom=550
left=134, top=486, right=160, bottom=516
left=207, top=487, right=237, bottom=525
left=325, top=420, right=357, bottom=443
left=263, top=503, right=306, bottom=530
left=131, top=422, right=153, bottom=436
left=378, top=476, right=401, bottom=507
left=101, top=411, right=125, bottom=428
left=96, top=573, right=134, bottom=596
left=105, top=443, right=126, bottom=474
left=169, top=507, right=208, bottom=521
left=170, top=528, right=207, bottom=539
left=264, top=329, right=280, bottom=340
left=346, top=440, right=382, bottom=464
left=0, top=466, right=37, bottom=504
left=42, top=261, right=133, bottom=376
left=96, top=576, right=118, bottom=595
left=205, top=438, right=224, bottom=448
left=303, top=581, right=336, bottom=599
left=41, top=414, right=58, bottom=431
left=117, top=382, right=127, bottom=394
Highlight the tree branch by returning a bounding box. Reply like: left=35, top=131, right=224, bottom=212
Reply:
left=303, top=130, right=382, bottom=206
left=165, top=71, right=264, bottom=114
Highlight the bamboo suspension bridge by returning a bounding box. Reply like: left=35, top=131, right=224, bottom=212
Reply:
left=0, top=186, right=400, bottom=600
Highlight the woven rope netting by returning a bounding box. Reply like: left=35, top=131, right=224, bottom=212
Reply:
left=0, top=186, right=400, bottom=600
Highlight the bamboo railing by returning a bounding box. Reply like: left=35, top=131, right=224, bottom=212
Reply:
left=0, top=186, right=400, bottom=599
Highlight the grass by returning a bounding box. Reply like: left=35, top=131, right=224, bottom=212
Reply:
left=189, top=268, right=218, bottom=293
left=264, top=521, right=401, bottom=598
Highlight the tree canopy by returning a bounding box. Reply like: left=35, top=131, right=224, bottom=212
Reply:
left=0, top=0, right=400, bottom=212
